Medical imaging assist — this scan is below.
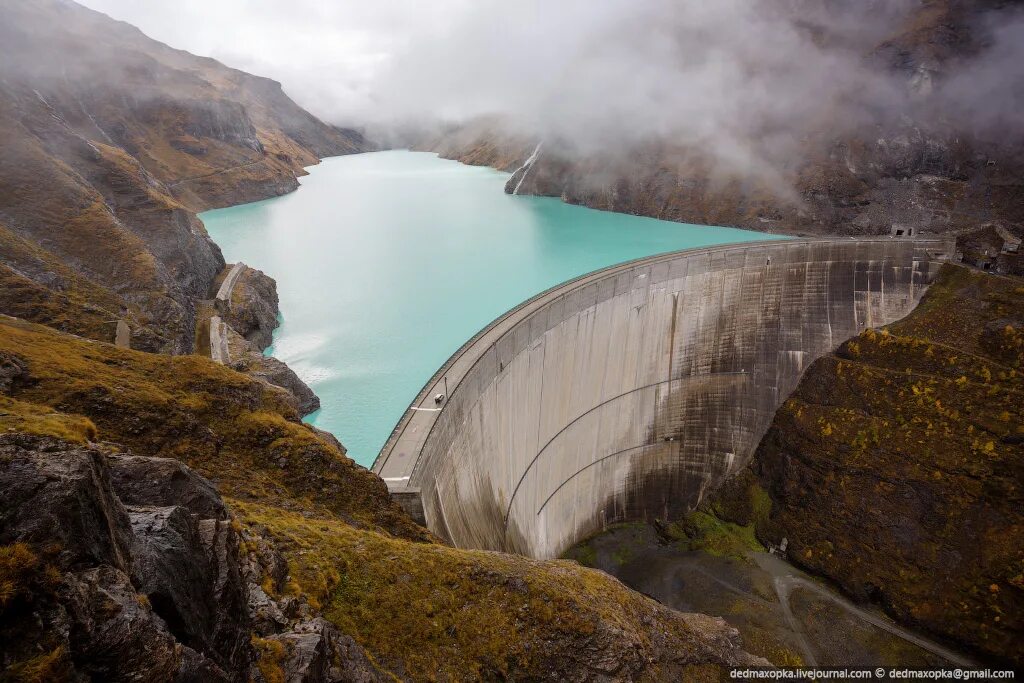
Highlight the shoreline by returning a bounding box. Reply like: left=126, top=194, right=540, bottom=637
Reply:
left=201, top=150, right=783, bottom=464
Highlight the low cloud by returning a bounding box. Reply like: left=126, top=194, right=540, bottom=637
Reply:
left=938, top=10, right=1024, bottom=141
left=81, top=0, right=1024, bottom=180
left=362, top=0, right=913, bottom=183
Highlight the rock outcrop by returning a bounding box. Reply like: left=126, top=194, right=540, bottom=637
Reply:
left=0, top=434, right=228, bottom=681
left=211, top=263, right=322, bottom=416
left=0, top=0, right=368, bottom=354
left=0, top=432, right=391, bottom=682
left=216, top=265, right=282, bottom=352
left=232, top=353, right=322, bottom=417
left=710, top=264, right=1023, bottom=666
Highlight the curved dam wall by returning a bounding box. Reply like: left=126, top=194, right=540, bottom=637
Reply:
left=374, top=238, right=952, bottom=559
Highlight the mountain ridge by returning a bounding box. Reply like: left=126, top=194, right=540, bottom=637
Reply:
left=0, top=0, right=369, bottom=354
left=416, top=0, right=1023, bottom=248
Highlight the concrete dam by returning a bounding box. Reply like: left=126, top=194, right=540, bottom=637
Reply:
left=373, top=238, right=953, bottom=559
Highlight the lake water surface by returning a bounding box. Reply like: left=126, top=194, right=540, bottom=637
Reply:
left=201, top=151, right=781, bottom=466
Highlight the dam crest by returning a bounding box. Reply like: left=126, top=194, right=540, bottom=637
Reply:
left=374, top=238, right=952, bottom=559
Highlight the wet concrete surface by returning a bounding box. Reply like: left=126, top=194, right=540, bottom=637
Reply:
left=379, top=238, right=952, bottom=558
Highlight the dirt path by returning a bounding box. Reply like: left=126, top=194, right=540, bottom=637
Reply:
left=168, top=158, right=264, bottom=189
left=755, top=553, right=974, bottom=667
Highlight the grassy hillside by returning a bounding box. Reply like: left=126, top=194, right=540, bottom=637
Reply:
left=0, top=316, right=761, bottom=680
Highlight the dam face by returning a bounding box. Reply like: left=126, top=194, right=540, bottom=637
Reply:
left=374, top=238, right=952, bottom=559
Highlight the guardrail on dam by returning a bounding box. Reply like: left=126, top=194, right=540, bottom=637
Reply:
left=373, top=238, right=953, bottom=559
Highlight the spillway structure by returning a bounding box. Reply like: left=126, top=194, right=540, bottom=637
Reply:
left=373, top=238, right=953, bottom=559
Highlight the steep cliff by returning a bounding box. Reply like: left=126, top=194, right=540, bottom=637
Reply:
left=424, top=0, right=1024, bottom=241
left=0, top=317, right=764, bottom=680
left=709, top=264, right=1023, bottom=666
left=0, top=0, right=368, bottom=354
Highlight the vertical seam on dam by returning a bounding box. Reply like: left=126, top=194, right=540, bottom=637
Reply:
left=374, top=238, right=954, bottom=559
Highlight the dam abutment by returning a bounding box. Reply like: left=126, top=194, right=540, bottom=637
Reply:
left=374, top=238, right=953, bottom=559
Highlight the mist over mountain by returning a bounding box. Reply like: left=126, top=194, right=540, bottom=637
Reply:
left=82, top=0, right=1024, bottom=198
left=401, top=1, right=1024, bottom=237
left=373, top=1, right=917, bottom=170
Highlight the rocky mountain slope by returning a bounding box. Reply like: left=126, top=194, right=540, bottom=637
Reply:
left=421, top=0, right=1024, bottom=242
left=708, top=264, right=1023, bottom=666
left=0, top=316, right=764, bottom=680
left=0, top=0, right=367, bottom=355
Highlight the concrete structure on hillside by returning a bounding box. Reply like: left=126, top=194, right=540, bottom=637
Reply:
left=114, top=320, right=131, bottom=349
left=209, top=262, right=246, bottom=364
left=373, top=238, right=953, bottom=559
left=209, top=316, right=230, bottom=364
left=215, top=262, right=247, bottom=314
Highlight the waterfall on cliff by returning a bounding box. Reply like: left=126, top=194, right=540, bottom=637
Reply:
left=512, top=142, right=543, bottom=195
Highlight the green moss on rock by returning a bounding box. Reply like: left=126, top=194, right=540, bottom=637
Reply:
left=666, top=512, right=765, bottom=561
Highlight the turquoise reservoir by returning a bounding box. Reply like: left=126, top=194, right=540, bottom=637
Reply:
left=201, top=150, right=782, bottom=466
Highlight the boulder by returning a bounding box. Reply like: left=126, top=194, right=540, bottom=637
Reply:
left=248, top=583, right=289, bottom=636
left=175, top=646, right=233, bottom=683
left=127, top=505, right=251, bottom=676
left=61, top=565, right=180, bottom=682
left=268, top=617, right=388, bottom=683
left=218, top=266, right=280, bottom=352
left=0, top=350, right=29, bottom=392
left=232, top=352, right=320, bottom=417
left=0, top=434, right=132, bottom=571
left=110, top=454, right=226, bottom=520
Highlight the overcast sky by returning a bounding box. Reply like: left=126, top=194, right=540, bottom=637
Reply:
left=76, top=1, right=908, bottom=133
left=78, top=0, right=474, bottom=121
left=77, top=0, right=1023, bottom=180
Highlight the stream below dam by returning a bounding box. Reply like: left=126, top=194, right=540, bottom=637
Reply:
left=201, top=150, right=780, bottom=465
